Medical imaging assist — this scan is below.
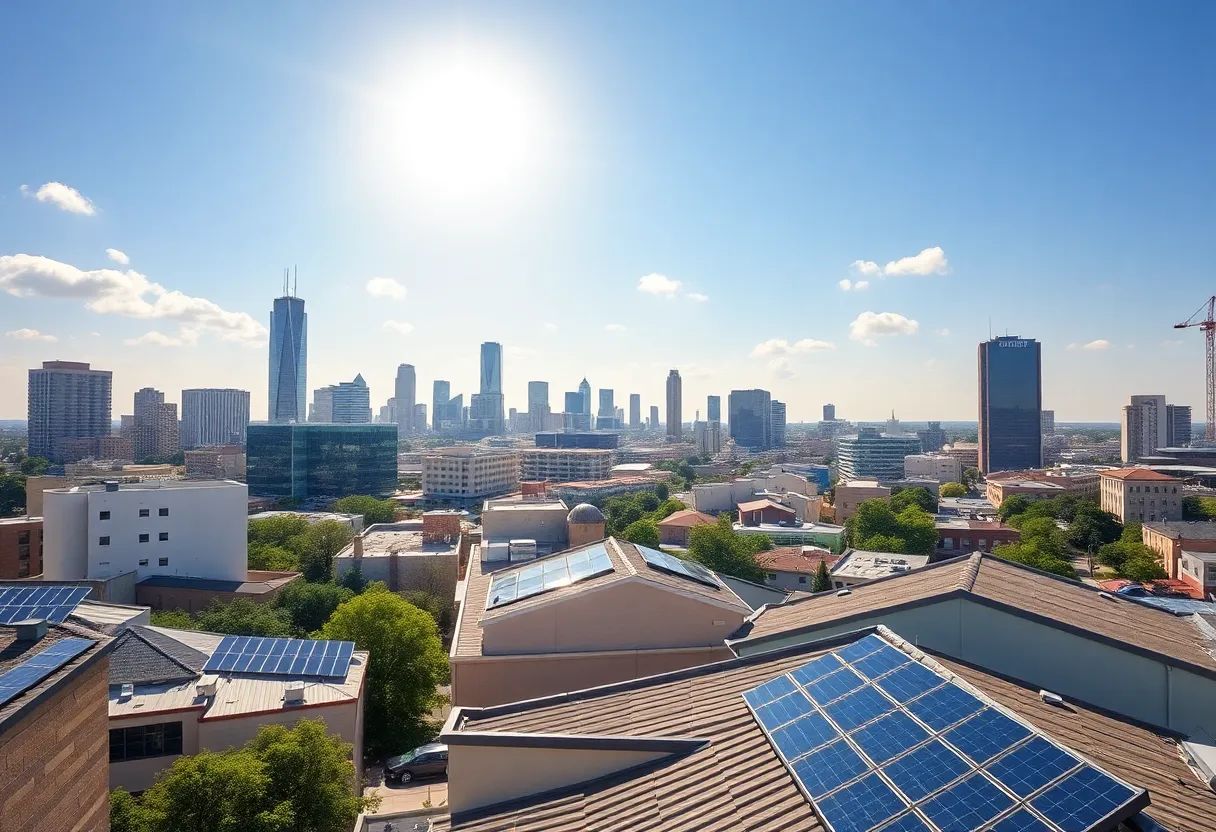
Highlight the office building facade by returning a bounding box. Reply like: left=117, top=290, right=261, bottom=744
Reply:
left=246, top=423, right=398, bottom=499
left=707, top=395, right=721, bottom=424
left=694, top=420, right=722, bottom=456
left=181, top=388, right=250, bottom=449
left=1121, top=395, right=1168, bottom=463
left=395, top=364, right=416, bottom=436
left=578, top=378, right=592, bottom=416
left=473, top=342, right=505, bottom=435
left=132, top=388, right=179, bottom=461
left=771, top=400, right=787, bottom=448
left=666, top=370, right=682, bottom=440
left=268, top=294, right=307, bottom=422
left=27, top=361, right=112, bottom=462
left=650, top=405, right=660, bottom=430
left=729, top=389, right=772, bottom=450
left=1041, top=410, right=1055, bottom=437
left=528, top=381, right=550, bottom=431
left=836, top=428, right=923, bottom=481
left=629, top=393, right=641, bottom=429
left=422, top=447, right=519, bottom=503
left=916, top=421, right=947, bottom=453
left=535, top=431, right=619, bottom=449
left=433, top=381, right=451, bottom=430
left=520, top=449, right=614, bottom=482
left=1167, top=404, right=1192, bottom=447
left=978, top=336, right=1042, bottom=473
left=823, top=403, right=836, bottom=422
left=596, top=389, right=617, bottom=429
left=312, top=375, right=371, bottom=424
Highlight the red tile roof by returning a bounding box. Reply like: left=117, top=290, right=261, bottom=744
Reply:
left=737, top=499, right=795, bottom=514
left=657, top=509, right=716, bottom=528
left=1100, top=468, right=1182, bottom=482
left=756, top=546, right=839, bottom=575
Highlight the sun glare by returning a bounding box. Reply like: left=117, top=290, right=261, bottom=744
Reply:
left=367, top=45, right=550, bottom=205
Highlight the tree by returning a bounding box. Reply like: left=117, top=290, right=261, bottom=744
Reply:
left=330, top=495, right=396, bottom=525
left=320, top=583, right=448, bottom=755
left=635, top=491, right=661, bottom=512
left=0, top=473, right=26, bottom=516
left=845, top=501, right=937, bottom=556
left=195, top=598, right=295, bottom=638
left=1119, top=554, right=1168, bottom=583
left=991, top=514, right=1076, bottom=579
left=654, top=481, right=669, bottom=501
left=938, top=482, right=966, bottom=499
left=19, top=456, right=49, bottom=476
left=1120, top=521, right=1143, bottom=544
left=249, top=544, right=299, bottom=572
left=962, top=467, right=982, bottom=488
left=110, top=788, right=146, bottom=832
left=811, top=560, right=831, bottom=593
left=891, top=487, right=937, bottom=514
left=295, top=521, right=355, bottom=582
left=621, top=518, right=660, bottom=548
left=1065, top=504, right=1121, bottom=548
left=685, top=516, right=769, bottom=583
left=337, top=564, right=367, bottom=594
left=150, top=608, right=197, bottom=630
left=1183, top=495, right=1216, bottom=520
left=135, top=749, right=292, bottom=832
left=997, top=496, right=1031, bottom=522
left=247, top=718, right=372, bottom=832
left=399, top=589, right=455, bottom=636
left=273, top=581, right=354, bottom=635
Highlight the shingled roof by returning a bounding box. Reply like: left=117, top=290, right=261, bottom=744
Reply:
left=108, top=625, right=208, bottom=686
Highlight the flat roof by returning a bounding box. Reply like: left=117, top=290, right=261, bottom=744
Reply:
left=338, top=529, right=459, bottom=558
left=0, top=516, right=41, bottom=525
left=733, top=521, right=846, bottom=534
left=56, top=479, right=242, bottom=493
left=1145, top=520, right=1216, bottom=541
left=136, top=573, right=297, bottom=594
left=831, top=550, right=931, bottom=580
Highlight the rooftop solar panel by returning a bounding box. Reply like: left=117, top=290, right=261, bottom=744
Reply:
left=203, top=636, right=355, bottom=678
left=742, top=633, right=1150, bottom=832
left=0, top=585, right=92, bottom=625
left=634, top=545, right=720, bottom=588
left=486, top=543, right=614, bottom=610
left=0, top=637, right=94, bottom=707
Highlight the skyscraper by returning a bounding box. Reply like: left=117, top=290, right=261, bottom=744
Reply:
left=563, top=391, right=590, bottom=431
left=578, top=378, right=592, bottom=416
left=650, top=405, right=660, bottom=430
left=978, top=336, right=1042, bottom=473
left=917, top=421, right=947, bottom=453
left=771, top=400, right=787, bottom=447
left=1121, top=395, right=1168, bottom=462
left=666, top=370, right=682, bottom=441
left=1167, top=404, right=1192, bottom=447
left=413, top=403, right=427, bottom=431
left=312, top=375, right=371, bottom=423
left=133, top=387, right=179, bottom=460
left=27, top=361, right=112, bottom=462
left=597, top=389, right=616, bottom=429
left=629, top=394, right=641, bottom=429
left=729, top=389, right=772, bottom=449
left=481, top=342, right=503, bottom=394
left=474, top=343, right=505, bottom=435
left=433, top=381, right=450, bottom=431
left=823, top=403, right=836, bottom=422
left=268, top=292, right=307, bottom=423
left=181, top=389, right=250, bottom=448
left=528, top=381, right=550, bottom=430
left=707, top=395, right=721, bottom=424
left=395, top=364, right=416, bottom=437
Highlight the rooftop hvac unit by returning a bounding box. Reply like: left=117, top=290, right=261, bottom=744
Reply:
left=196, top=676, right=218, bottom=698
left=284, top=681, right=306, bottom=704
left=509, top=539, right=538, bottom=562
left=482, top=542, right=510, bottom=563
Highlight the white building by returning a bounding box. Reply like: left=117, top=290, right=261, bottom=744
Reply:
left=903, top=453, right=962, bottom=483
left=180, top=388, right=250, bottom=449
left=43, top=480, right=247, bottom=583
left=519, top=449, right=613, bottom=483
left=693, top=420, right=722, bottom=455
left=1121, top=395, right=1168, bottom=462
left=422, top=447, right=519, bottom=504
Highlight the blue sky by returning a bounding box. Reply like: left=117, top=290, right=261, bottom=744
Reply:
left=2, top=1, right=1214, bottom=422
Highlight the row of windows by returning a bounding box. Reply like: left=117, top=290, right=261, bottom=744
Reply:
left=99, top=507, right=170, bottom=520
left=1125, top=485, right=1178, bottom=494
left=110, top=722, right=183, bottom=762
left=99, top=533, right=169, bottom=544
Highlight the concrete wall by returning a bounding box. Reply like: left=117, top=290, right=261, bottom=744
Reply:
left=334, top=551, right=458, bottom=600
left=108, top=709, right=202, bottom=792
left=135, top=576, right=296, bottom=612
left=833, top=483, right=892, bottom=523
left=0, top=658, right=111, bottom=832
left=482, top=505, right=569, bottom=545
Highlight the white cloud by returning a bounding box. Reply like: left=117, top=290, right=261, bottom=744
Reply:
left=936, top=328, right=950, bottom=336
left=849, top=311, right=920, bottom=346
left=605, top=323, right=627, bottom=332
left=544, top=322, right=558, bottom=331
left=751, top=338, right=836, bottom=357
left=5, top=328, right=56, bottom=342
left=839, top=279, right=870, bottom=292
left=637, top=273, right=682, bottom=296
left=687, top=292, right=709, bottom=302
left=124, top=329, right=199, bottom=347
left=769, top=358, right=795, bottom=380
left=1082, top=339, right=1111, bottom=351
left=851, top=246, right=949, bottom=278
left=382, top=320, right=414, bottom=335
left=366, top=277, right=407, bottom=301
left=21, top=182, right=96, bottom=215
left=0, top=253, right=266, bottom=344
left=105, top=248, right=129, bottom=265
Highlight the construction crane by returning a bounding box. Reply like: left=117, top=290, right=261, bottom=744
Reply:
left=1175, top=296, right=1216, bottom=441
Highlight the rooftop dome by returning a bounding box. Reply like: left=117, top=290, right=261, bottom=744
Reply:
left=567, top=503, right=605, bottom=524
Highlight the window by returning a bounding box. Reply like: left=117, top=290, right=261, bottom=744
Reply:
left=159, top=507, right=169, bottom=517
left=99, top=536, right=110, bottom=546
left=139, top=508, right=150, bottom=518
left=159, top=532, right=169, bottom=542
left=99, top=511, right=110, bottom=521
left=109, top=722, right=183, bottom=762
left=767, top=573, right=777, bottom=581
left=798, top=576, right=808, bottom=584
left=139, top=533, right=150, bottom=543
left=138, top=559, right=149, bottom=567
left=159, top=557, right=169, bottom=566
left=17, top=531, right=29, bottom=545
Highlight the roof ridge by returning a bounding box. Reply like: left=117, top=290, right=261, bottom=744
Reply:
left=121, top=626, right=206, bottom=676
left=957, top=551, right=985, bottom=591
left=607, top=537, right=639, bottom=577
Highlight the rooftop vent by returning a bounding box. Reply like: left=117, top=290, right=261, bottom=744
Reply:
left=104, top=480, right=119, bottom=492
left=1099, top=592, right=1117, bottom=601
left=195, top=676, right=218, bottom=698
left=835, top=588, right=851, bottom=597
left=1039, top=689, right=1065, bottom=706
left=119, top=683, right=134, bottom=700
left=14, top=620, right=49, bottom=641
left=284, top=681, right=306, bottom=704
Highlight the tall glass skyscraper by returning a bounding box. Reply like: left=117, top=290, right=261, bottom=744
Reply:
left=395, top=364, right=416, bottom=436
left=729, top=389, right=772, bottom=449
left=268, top=294, right=307, bottom=422
left=433, top=380, right=451, bottom=431
left=474, top=342, right=505, bottom=435
left=978, top=336, right=1042, bottom=473
left=578, top=378, right=592, bottom=416
left=707, top=395, right=721, bottom=423
left=480, top=342, right=503, bottom=394
left=666, top=370, right=682, bottom=440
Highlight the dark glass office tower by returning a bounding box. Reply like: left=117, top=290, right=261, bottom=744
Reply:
left=269, top=294, right=307, bottom=423
left=978, top=336, right=1042, bottom=473
left=729, top=389, right=772, bottom=449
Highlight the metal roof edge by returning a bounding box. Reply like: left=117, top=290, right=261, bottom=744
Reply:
left=442, top=730, right=708, bottom=755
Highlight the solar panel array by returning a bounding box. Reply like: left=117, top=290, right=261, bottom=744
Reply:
left=203, top=636, right=355, bottom=678
left=487, top=543, right=614, bottom=610
left=744, top=634, right=1148, bottom=832
left=0, top=637, right=94, bottom=707
left=636, top=545, right=720, bottom=589
left=0, top=585, right=92, bottom=625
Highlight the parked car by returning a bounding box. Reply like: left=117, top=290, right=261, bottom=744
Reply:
left=385, top=742, right=448, bottom=783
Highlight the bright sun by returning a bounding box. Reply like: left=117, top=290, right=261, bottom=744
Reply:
left=368, top=45, right=549, bottom=205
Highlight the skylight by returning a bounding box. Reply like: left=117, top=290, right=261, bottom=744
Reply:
left=635, top=544, right=720, bottom=589
left=486, top=543, right=614, bottom=610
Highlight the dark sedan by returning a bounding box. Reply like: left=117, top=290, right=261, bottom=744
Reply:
left=385, top=742, right=448, bottom=783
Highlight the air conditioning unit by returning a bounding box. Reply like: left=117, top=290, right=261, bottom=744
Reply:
left=284, top=681, right=306, bottom=704
left=196, top=675, right=218, bottom=698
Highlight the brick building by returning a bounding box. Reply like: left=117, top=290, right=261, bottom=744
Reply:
left=657, top=509, right=716, bottom=547
left=0, top=517, right=43, bottom=579
left=1142, top=520, right=1216, bottom=583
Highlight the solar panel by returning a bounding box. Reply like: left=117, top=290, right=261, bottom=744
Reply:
left=203, top=636, right=355, bottom=678
left=634, top=545, right=720, bottom=588
left=0, top=585, right=92, bottom=625
left=486, top=543, right=615, bottom=610
left=742, top=633, right=1150, bottom=832
left=0, top=637, right=94, bottom=707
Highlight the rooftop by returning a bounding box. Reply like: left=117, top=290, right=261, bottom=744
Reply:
left=1144, top=520, right=1216, bottom=541
left=136, top=570, right=298, bottom=594
left=734, top=520, right=846, bottom=535
left=831, top=550, right=932, bottom=581
left=658, top=509, right=716, bottom=528
left=248, top=510, right=362, bottom=525
left=756, top=546, right=839, bottom=575
left=340, top=529, right=459, bottom=558
left=55, top=479, right=242, bottom=494
left=839, top=480, right=884, bottom=489
left=934, top=518, right=1017, bottom=532
left=0, top=516, right=41, bottom=526
left=738, top=499, right=796, bottom=514
left=0, top=620, right=112, bottom=729
left=1101, top=468, right=1183, bottom=482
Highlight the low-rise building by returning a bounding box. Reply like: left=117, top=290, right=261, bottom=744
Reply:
left=737, top=498, right=797, bottom=526
left=733, top=518, right=847, bottom=553
left=903, top=453, right=962, bottom=483
left=937, top=496, right=998, bottom=518
left=107, top=625, right=367, bottom=793
left=828, top=549, right=931, bottom=587
left=422, top=447, right=520, bottom=506
left=134, top=570, right=299, bottom=612
left=832, top=480, right=892, bottom=523
left=835, top=428, right=922, bottom=481
left=1177, top=550, right=1216, bottom=598
left=985, top=468, right=1102, bottom=507
left=0, top=516, right=42, bottom=579
left=333, top=515, right=461, bottom=598
left=481, top=493, right=572, bottom=549
left=691, top=471, right=817, bottom=514
left=548, top=476, right=658, bottom=504
left=184, top=445, right=246, bottom=479
left=519, top=448, right=613, bottom=482
left=936, top=518, right=1021, bottom=554
left=939, top=441, right=980, bottom=468
left=1099, top=468, right=1184, bottom=523
left=248, top=510, right=364, bottom=532
left=756, top=545, right=838, bottom=591
left=1142, top=520, right=1216, bottom=581
left=657, top=509, right=715, bottom=547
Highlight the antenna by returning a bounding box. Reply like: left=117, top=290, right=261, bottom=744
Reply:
left=293, top=265, right=297, bottom=297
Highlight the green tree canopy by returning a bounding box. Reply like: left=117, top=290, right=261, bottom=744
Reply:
left=19, top=456, right=49, bottom=476
left=195, top=598, right=295, bottom=638
left=891, top=487, right=937, bottom=514
left=845, top=501, right=937, bottom=556
left=295, top=520, right=355, bottom=583
left=938, top=482, right=967, bottom=499
left=330, top=495, right=396, bottom=525
left=0, top=472, right=26, bottom=517
left=149, top=609, right=196, bottom=630
left=962, top=467, right=982, bottom=488
left=621, top=518, right=660, bottom=548
left=991, top=513, right=1076, bottom=579
left=337, top=564, right=367, bottom=594
left=1120, top=520, right=1143, bottom=544
left=811, top=560, right=831, bottom=593
left=1119, top=553, right=1168, bottom=583
left=249, top=545, right=299, bottom=572
left=273, top=581, right=354, bottom=635
left=1065, top=503, right=1122, bottom=548
left=997, top=495, right=1031, bottom=522
left=654, top=481, right=669, bottom=500
left=685, top=516, right=769, bottom=583
left=1183, top=495, right=1216, bottom=520
left=320, top=583, right=448, bottom=755
left=132, top=749, right=292, bottom=832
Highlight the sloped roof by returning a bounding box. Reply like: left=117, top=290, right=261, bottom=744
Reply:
left=1101, top=468, right=1182, bottom=481
left=437, top=628, right=1215, bottom=832
left=755, top=546, right=838, bottom=575
left=657, top=509, right=715, bottom=528
left=738, top=498, right=795, bottom=514
left=108, top=626, right=209, bottom=686
left=732, top=553, right=1216, bottom=675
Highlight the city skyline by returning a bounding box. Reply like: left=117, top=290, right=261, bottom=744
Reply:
left=2, top=4, right=1214, bottom=422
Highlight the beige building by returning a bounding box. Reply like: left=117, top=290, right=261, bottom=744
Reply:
left=422, top=447, right=519, bottom=504
left=332, top=515, right=461, bottom=599
left=903, top=453, right=962, bottom=483
left=831, top=480, right=891, bottom=523
left=1099, top=468, right=1184, bottom=523
left=939, top=441, right=979, bottom=468
left=450, top=536, right=750, bottom=707
left=184, top=445, right=246, bottom=479
left=481, top=494, right=573, bottom=548
left=107, top=625, right=366, bottom=793
left=1141, top=520, right=1216, bottom=582
left=985, top=468, right=1102, bottom=508
left=519, top=448, right=613, bottom=483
